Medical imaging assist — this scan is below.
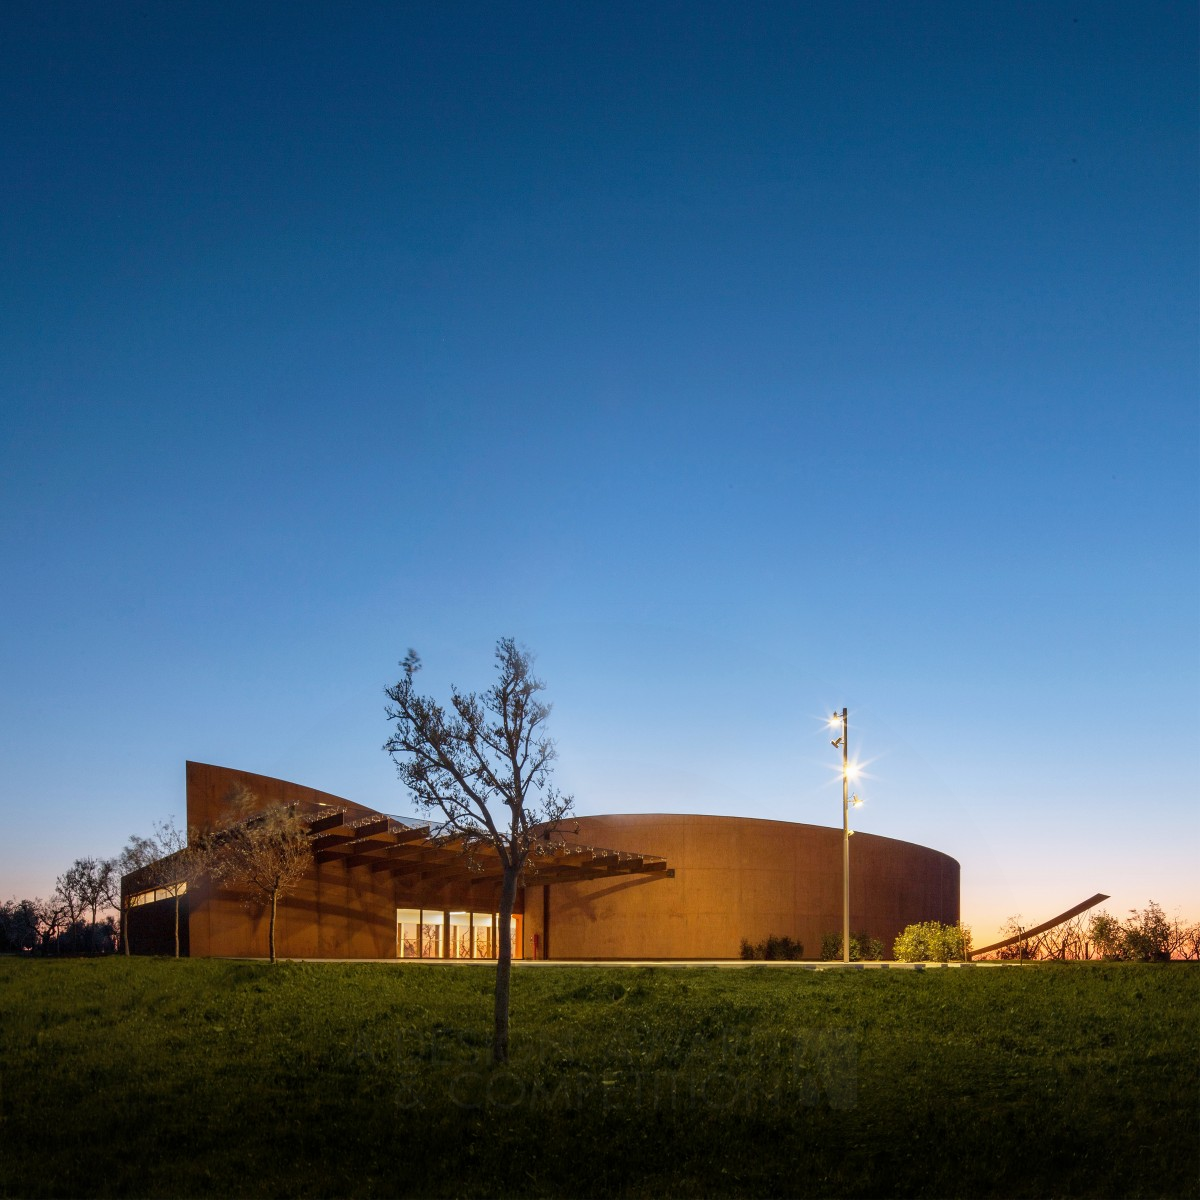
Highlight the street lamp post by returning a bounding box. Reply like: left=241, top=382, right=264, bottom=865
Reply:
left=829, top=708, right=861, bottom=964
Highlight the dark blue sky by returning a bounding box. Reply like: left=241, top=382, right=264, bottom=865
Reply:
left=2, top=2, right=1196, bottom=939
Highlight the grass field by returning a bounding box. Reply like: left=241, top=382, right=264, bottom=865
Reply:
left=0, top=958, right=1196, bottom=1198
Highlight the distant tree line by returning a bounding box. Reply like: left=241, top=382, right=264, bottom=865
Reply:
left=0, top=820, right=179, bottom=956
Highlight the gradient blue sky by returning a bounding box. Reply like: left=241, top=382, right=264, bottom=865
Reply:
left=2, top=2, right=1196, bottom=945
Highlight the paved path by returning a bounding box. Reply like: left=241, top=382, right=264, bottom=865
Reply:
left=277, top=957, right=998, bottom=969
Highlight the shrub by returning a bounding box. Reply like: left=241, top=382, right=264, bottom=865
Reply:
left=1087, top=910, right=1128, bottom=960
left=1089, top=903, right=1177, bottom=962
left=739, top=934, right=804, bottom=960
left=820, top=931, right=884, bottom=961
left=892, top=921, right=971, bottom=962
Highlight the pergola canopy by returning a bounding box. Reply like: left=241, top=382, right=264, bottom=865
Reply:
left=299, top=806, right=671, bottom=888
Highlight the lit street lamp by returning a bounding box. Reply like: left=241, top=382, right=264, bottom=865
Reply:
left=829, top=708, right=863, bottom=964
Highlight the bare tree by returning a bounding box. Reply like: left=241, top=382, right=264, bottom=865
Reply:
left=1041, top=914, right=1089, bottom=960
left=38, top=896, right=66, bottom=953
left=107, top=821, right=208, bottom=958
left=80, top=857, right=107, bottom=934
left=993, top=915, right=1031, bottom=960
left=210, top=789, right=311, bottom=964
left=147, top=820, right=194, bottom=959
left=55, top=857, right=109, bottom=951
left=383, top=638, right=573, bottom=1064
left=1179, top=921, right=1200, bottom=961
left=54, top=866, right=86, bottom=953
left=101, top=833, right=159, bottom=955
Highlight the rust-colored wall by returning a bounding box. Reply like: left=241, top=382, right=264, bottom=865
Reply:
left=185, top=760, right=378, bottom=832
left=524, top=814, right=959, bottom=960
left=177, top=766, right=958, bottom=961
left=185, top=762, right=514, bottom=960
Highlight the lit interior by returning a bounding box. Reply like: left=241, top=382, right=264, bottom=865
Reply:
left=128, top=881, right=187, bottom=907
left=396, top=908, right=521, bottom=959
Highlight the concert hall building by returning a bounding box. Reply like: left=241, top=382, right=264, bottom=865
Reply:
left=123, top=762, right=960, bottom=961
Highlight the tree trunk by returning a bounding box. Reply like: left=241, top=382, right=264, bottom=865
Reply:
left=269, top=891, right=278, bottom=964
left=493, top=866, right=521, bottom=1065
left=174, top=891, right=181, bottom=958
left=122, top=900, right=131, bottom=956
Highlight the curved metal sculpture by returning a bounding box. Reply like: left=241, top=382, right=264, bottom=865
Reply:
left=970, top=893, right=1110, bottom=959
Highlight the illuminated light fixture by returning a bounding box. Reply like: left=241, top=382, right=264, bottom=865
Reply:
left=828, top=708, right=870, bottom=964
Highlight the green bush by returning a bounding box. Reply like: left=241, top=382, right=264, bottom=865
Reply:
left=1089, top=902, right=1174, bottom=961
left=892, top=921, right=971, bottom=962
left=819, top=931, right=884, bottom=961
left=739, top=934, right=805, bottom=960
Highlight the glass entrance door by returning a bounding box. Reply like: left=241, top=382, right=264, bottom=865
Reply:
left=397, top=908, right=521, bottom=959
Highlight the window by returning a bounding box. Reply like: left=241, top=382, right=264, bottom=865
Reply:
left=127, top=881, right=187, bottom=907
left=397, top=908, right=421, bottom=958
left=420, top=910, right=444, bottom=958
left=472, top=913, right=493, bottom=959
left=448, top=911, right=472, bottom=958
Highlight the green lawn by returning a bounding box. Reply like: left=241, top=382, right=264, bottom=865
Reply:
left=0, top=958, right=1196, bottom=1198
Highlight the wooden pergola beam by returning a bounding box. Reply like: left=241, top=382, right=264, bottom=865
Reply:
left=310, top=823, right=673, bottom=890
left=315, top=823, right=434, bottom=865
left=377, top=846, right=491, bottom=875
left=310, top=828, right=358, bottom=854
left=524, top=859, right=669, bottom=887
left=315, top=834, right=392, bottom=861
left=347, top=815, right=391, bottom=839
left=413, top=861, right=497, bottom=886
left=305, top=810, right=347, bottom=835
left=391, top=825, right=432, bottom=845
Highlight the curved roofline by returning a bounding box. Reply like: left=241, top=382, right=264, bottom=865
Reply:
left=565, top=812, right=960, bottom=867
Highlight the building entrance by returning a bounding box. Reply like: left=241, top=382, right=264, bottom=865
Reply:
left=396, top=908, right=522, bottom=959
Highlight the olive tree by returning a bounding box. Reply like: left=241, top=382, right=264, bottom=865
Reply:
left=210, top=788, right=312, bottom=964
left=383, top=638, right=573, bottom=1064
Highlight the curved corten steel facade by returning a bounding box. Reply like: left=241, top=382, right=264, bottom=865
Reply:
left=524, top=814, right=959, bottom=960
left=127, top=765, right=959, bottom=960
